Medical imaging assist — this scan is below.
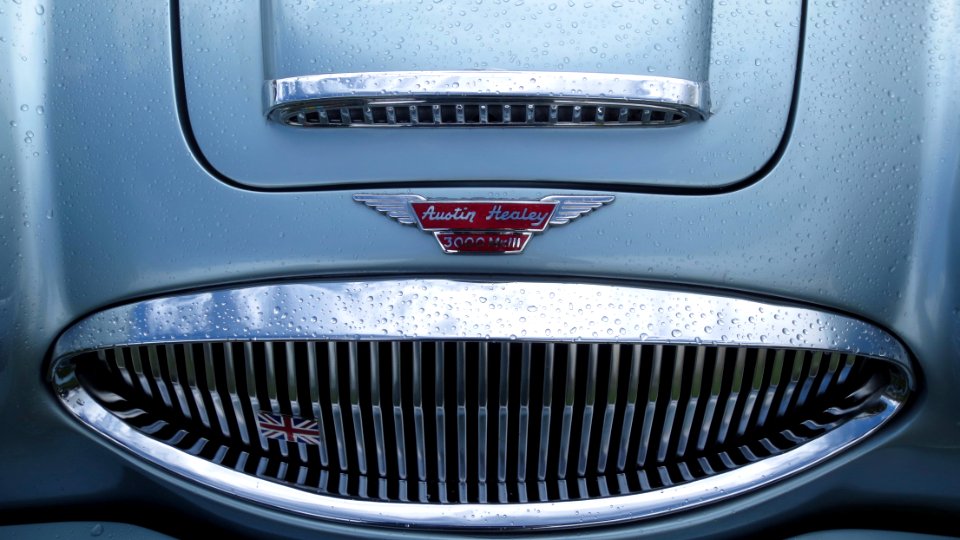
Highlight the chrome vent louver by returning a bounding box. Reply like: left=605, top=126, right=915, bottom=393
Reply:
left=265, top=71, right=708, bottom=128
left=52, top=280, right=911, bottom=530
left=276, top=103, right=690, bottom=128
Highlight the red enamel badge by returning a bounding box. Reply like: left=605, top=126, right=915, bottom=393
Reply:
left=354, top=194, right=614, bottom=254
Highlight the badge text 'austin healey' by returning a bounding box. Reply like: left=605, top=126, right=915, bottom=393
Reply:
left=354, top=194, right=615, bottom=254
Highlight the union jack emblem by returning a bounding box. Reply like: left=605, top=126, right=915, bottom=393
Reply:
left=256, top=411, right=321, bottom=446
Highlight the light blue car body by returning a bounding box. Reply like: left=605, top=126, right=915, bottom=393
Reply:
left=0, top=0, right=958, bottom=537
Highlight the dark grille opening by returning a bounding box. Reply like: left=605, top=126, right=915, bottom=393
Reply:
left=75, top=341, right=890, bottom=504
left=277, top=102, right=690, bottom=127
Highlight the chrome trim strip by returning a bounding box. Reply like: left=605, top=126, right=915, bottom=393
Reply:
left=51, top=279, right=913, bottom=530
left=265, top=71, right=708, bottom=125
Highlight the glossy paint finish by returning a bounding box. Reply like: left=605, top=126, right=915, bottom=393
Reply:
left=1, top=0, right=959, bottom=538
left=180, top=0, right=799, bottom=188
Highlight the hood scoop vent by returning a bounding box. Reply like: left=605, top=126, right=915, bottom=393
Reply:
left=266, top=71, right=707, bottom=128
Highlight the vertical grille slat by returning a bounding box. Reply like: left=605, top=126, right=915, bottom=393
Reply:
left=596, top=344, right=620, bottom=473
left=616, top=345, right=642, bottom=472
left=165, top=344, right=192, bottom=421
left=557, top=344, right=577, bottom=479
left=676, top=346, right=705, bottom=458
left=477, top=342, right=490, bottom=502
left=264, top=342, right=281, bottom=415
left=537, top=343, right=555, bottom=481
left=129, top=347, right=152, bottom=398
left=74, top=338, right=901, bottom=505
left=147, top=346, right=172, bottom=409
left=517, top=343, right=532, bottom=483
left=243, top=343, right=269, bottom=452
left=755, top=349, right=785, bottom=429
left=657, top=345, right=685, bottom=463
left=577, top=344, right=600, bottom=476
left=306, top=342, right=329, bottom=467
left=347, top=342, right=368, bottom=476
left=390, top=342, right=407, bottom=481
left=111, top=348, right=134, bottom=387
left=456, top=342, right=468, bottom=501
left=412, top=342, right=427, bottom=486
left=777, top=349, right=806, bottom=418
left=435, top=343, right=447, bottom=489
left=223, top=344, right=251, bottom=445
left=497, top=344, right=510, bottom=485
left=202, top=343, right=230, bottom=438
left=636, top=345, right=663, bottom=468
left=369, top=343, right=387, bottom=478
left=327, top=342, right=349, bottom=471
left=737, top=349, right=767, bottom=437
left=697, top=347, right=726, bottom=452
left=717, top=348, right=748, bottom=445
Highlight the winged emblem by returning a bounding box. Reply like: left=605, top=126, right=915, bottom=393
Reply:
left=352, top=194, right=426, bottom=225
left=354, top=193, right=614, bottom=254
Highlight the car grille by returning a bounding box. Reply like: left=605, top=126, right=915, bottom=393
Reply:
left=51, top=279, right=912, bottom=529
left=77, top=340, right=891, bottom=504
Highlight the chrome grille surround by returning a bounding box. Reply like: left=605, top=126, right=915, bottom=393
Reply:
left=51, top=279, right=912, bottom=530
left=265, top=71, right=708, bottom=127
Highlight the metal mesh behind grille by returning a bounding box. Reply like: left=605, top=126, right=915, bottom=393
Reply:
left=277, top=102, right=689, bottom=128
left=75, top=340, right=890, bottom=504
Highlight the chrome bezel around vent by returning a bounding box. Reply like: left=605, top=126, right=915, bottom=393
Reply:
left=265, top=71, right=708, bottom=127
left=50, top=279, right=912, bottom=530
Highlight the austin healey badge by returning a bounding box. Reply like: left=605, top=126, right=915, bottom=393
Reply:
left=354, top=194, right=614, bottom=254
